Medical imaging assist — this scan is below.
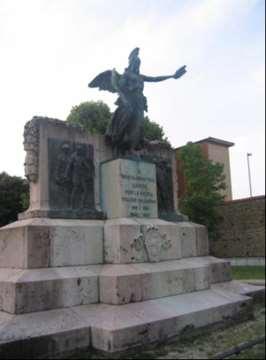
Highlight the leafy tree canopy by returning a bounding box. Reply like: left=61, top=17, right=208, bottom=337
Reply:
left=66, top=101, right=112, bottom=135
left=66, top=101, right=170, bottom=144
left=143, top=116, right=169, bottom=144
left=179, top=142, right=226, bottom=239
left=0, top=172, right=29, bottom=227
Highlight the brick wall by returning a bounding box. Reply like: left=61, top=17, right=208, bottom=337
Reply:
left=211, top=196, right=265, bottom=258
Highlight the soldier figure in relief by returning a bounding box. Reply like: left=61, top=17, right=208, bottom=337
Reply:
left=65, top=144, right=95, bottom=209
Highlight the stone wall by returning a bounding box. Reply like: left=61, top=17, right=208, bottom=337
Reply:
left=211, top=196, right=265, bottom=258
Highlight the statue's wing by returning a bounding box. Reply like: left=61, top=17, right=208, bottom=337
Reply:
left=89, top=70, right=119, bottom=93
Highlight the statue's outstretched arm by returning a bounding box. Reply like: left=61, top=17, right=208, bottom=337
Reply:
left=142, top=65, right=186, bottom=82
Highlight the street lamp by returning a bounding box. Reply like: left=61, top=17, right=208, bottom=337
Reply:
left=247, top=153, right=253, bottom=198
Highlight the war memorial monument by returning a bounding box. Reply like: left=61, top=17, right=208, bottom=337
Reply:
left=0, top=49, right=263, bottom=359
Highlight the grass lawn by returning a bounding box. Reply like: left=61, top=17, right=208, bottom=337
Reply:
left=231, top=266, right=265, bottom=280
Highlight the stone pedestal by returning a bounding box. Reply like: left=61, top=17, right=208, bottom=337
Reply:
left=101, top=159, right=158, bottom=219
left=0, top=120, right=263, bottom=359
left=1, top=213, right=262, bottom=359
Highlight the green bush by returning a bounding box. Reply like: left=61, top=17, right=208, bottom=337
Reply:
left=0, top=172, right=29, bottom=227
left=67, top=101, right=112, bottom=135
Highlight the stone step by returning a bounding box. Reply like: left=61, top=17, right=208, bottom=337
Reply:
left=0, top=257, right=231, bottom=314
left=212, top=280, right=266, bottom=303
left=100, top=256, right=232, bottom=304
left=0, top=266, right=101, bottom=314
left=0, top=284, right=253, bottom=358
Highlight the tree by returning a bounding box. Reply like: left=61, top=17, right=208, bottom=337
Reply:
left=143, top=116, right=170, bottom=144
left=66, top=101, right=170, bottom=144
left=66, top=101, right=112, bottom=135
left=0, top=172, right=29, bottom=227
left=178, top=142, right=226, bottom=239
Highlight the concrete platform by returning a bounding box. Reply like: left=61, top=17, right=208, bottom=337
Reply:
left=0, top=284, right=253, bottom=359
left=0, top=217, right=259, bottom=359
left=99, top=256, right=231, bottom=304
left=0, top=257, right=231, bottom=313
left=212, top=280, right=265, bottom=303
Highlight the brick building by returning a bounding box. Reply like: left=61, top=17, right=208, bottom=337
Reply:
left=176, top=137, right=234, bottom=202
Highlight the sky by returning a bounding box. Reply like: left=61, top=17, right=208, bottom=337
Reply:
left=0, top=0, right=264, bottom=199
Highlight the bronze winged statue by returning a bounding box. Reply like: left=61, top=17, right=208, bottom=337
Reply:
left=89, top=48, right=186, bottom=156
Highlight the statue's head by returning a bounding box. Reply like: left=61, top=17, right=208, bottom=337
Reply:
left=76, top=144, right=86, bottom=156
left=127, top=47, right=140, bottom=74
left=61, top=142, right=70, bottom=154
left=129, top=47, right=139, bottom=61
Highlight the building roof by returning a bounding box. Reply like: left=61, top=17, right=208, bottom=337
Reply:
left=195, top=137, right=235, bottom=147
left=175, top=137, right=235, bottom=150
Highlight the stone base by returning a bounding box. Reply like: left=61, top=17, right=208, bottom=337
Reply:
left=0, top=216, right=263, bottom=358
left=0, top=219, right=104, bottom=269
left=159, top=210, right=189, bottom=222
left=0, top=282, right=262, bottom=359
left=104, top=219, right=209, bottom=264
left=0, top=257, right=230, bottom=314
left=99, top=257, right=231, bottom=305
left=0, top=218, right=208, bottom=268
left=19, top=208, right=106, bottom=220
left=0, top=266, right=101, bottom=314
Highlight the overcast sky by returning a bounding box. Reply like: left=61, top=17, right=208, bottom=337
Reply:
left=0, top=0, right=264, bottom=199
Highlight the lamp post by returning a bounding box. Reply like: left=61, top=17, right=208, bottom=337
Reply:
left=247, top=153, right=253, bottom=198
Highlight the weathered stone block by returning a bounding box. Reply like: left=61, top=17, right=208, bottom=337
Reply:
left=101, top=159, right=158, bottom=219
left=20, top=117, right=112, bottom=220
left=0, top=283, right=254, bottom=357
left=0, top=307, right=91, bottom=359
left=0, top=220, right=50, bottom=269
left=195, top=224, right=209, bottom=256
left=99, top=259, right=211, bottom=305
left=177, top=222, right=209, bottom=258
left=49, top=222, right=104, bottom=267
left=0, top=219, right=104, bottom=269
left=209, top=259, right=232, bottom=283
left=0, top=266, right=100, bottom=314
left=86, top=289, right=252, bottom=352
left=177, top=222, right=197, bottom=258
left=104, top=218, right=181, bottom=264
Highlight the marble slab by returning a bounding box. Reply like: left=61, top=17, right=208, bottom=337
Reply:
left=101, top=159, right=158, bottom=219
